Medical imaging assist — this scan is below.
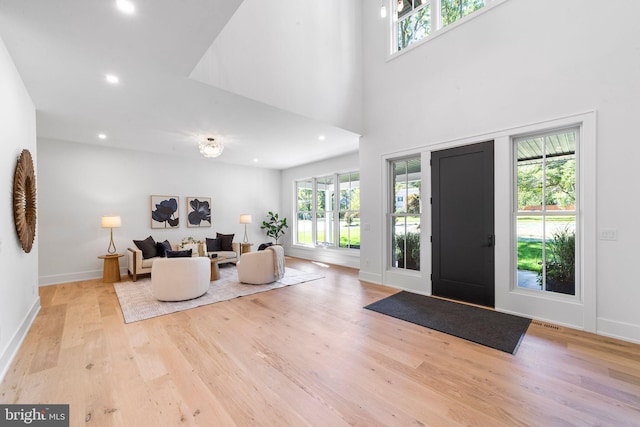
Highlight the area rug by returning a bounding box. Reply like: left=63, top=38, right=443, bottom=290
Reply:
left=114, top=266, right=323, bottom=323
left=364, top=291, right=531, bottom=354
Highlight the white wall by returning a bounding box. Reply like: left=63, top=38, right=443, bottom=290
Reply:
left=0, top=36, right=40, bottom=381
left=37, top=138, right=281, bottom=285
left=360, top=0, right=640, bottom=342
left=190, top=0, right=363, bottom=134
left=281, top=151, right=360, bottom=268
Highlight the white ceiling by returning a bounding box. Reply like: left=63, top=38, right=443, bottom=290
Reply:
left=0, top=0, right=361, bottom=170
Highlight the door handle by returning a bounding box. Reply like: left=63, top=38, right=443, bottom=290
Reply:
left=482, top=235, right=494, bottom=247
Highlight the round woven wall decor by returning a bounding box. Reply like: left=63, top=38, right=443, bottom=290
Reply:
left=13, top=149, right=37, bottom=253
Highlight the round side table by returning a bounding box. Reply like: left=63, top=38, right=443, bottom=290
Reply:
left=98, top=254, right=124, bottom=283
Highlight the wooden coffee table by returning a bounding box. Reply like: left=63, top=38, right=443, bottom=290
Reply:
left=210, top=256, right=227, bottom=281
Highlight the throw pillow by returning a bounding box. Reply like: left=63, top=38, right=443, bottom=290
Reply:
left=206, top=237, right=222, bottom=252
left=155, top=240, right=172, bottom=257
left=166, top=249, right=192, bottom=258
left=258, top=242, right=273, bottom=251
left=181, top=243, right=199, bottom=255
left=133, top=236, right=157, bottom=259
left=216, top=233, right=234, bottom=251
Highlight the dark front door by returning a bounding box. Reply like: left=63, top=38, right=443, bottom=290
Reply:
left=431, top=141, right=495, bottom=307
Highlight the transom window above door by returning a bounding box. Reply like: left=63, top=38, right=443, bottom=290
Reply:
left=389, top=0, right=504, bottom=53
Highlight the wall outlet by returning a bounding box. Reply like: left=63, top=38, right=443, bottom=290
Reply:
left=599, top=229, right=618, bottom=241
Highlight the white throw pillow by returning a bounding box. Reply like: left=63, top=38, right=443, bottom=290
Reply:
left=181, top=243, right=199, bottom=256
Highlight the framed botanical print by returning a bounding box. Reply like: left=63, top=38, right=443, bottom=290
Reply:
left=151, top=195, right=179, bottom=229
left=186, top=197, right=211, bottom=228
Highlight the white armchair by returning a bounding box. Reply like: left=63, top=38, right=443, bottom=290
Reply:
left=151, top=257, right=210, bottom=301
left=236, top=245, right=285, bottom=285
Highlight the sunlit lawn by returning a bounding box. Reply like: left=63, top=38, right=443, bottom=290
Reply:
left=518, top=216, right=573, bottom=222
left=518, top=238, right=542, bottom=272
left=297, top=223, right=360, bottom=248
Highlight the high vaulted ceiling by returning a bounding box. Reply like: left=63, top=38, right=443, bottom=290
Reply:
left=0, top=0, right=362, bottom=169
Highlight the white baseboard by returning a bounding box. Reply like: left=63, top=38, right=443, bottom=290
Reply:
left=39, top=267, right=128, bottom=286
left=597, top=317, right=640, bottom=345
left=0, top=297, right=40, bottom=383
left=358, top=271, right=382, bottom=285
left=287, top=246, right=360, bottom=269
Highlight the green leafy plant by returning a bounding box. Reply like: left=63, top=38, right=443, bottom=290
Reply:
left=394, top=232, right=420, bottom=270
left=260, top=211, right=288, bottom=244
left=537, top=226, right=575, bottom=294
left=179, top=236, right=202, bottom=248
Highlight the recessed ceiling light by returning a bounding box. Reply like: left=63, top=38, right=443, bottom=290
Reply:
left=105, top=74, right=119, bottom=84
left=98, top=133, right=107, bottom=140
left=253, top=158, right=259, bottom=163
left=116, top=0, right=135, bottom=14
left=318, top=135, right=326, bottom=141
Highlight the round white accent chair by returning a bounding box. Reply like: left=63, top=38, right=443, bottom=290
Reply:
left=236, top=245, right=285, bottom=285
left=151, top=257, right=210, bottom=301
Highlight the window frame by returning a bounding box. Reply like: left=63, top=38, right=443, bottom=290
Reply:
left=388, top=0, right=508, bottom=56
left=338, top=172, right=361, bottom=250
left=294, top=171, right=360, bottom=251
left=512, top=126, right=581, bottom=300
left=389, top=156, right=422, bottom=271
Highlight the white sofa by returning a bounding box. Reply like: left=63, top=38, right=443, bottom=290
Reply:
left=127, top=241, right=239, bottom=281
left=151, top=257, right=210, bottom=301
left=236, top=245, right=285, bottom=285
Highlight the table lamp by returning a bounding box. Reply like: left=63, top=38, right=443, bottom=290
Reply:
left=101, top=216, right=121, bottom=254
left=239, top=214, right=252, bottom=244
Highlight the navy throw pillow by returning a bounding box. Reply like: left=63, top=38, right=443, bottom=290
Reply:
left=258, top=242, right=273, bottom=251
left=156, top=240, right=172, bottom=257
left=206, top=237, right=222, bottom=252
left=133, top=236, right=157, bottom=259
left=216, top=233, right=234, bottom=251
left=166, top=249, right=192, bottom=258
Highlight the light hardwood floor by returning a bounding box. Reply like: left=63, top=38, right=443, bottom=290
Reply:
left=1, top=257, right=639, bottom=426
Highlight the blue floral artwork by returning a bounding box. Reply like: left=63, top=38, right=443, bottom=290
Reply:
left=187, top=197, right=211, bottom=228
left=151, top=196, right=179, bottom=229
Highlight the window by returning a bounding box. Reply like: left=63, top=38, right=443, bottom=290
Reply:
left=393, top=0, right=489, bottom=52
left=296, top=180, right=313, bottom=245
left=396, top=0, right=431, bottom=52
left=295, top=172, right=360, bottom=250
left=515, top=128, right=578, bottom=296
left=390, top=157, right=421, bottom=270
left=339, top=172, right=361, bottom=249
left=441, top=0, right=485, bottom=26
left=316, top=176, right=335, bottom=246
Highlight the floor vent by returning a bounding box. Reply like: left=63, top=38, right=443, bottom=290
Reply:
left=532, top=320, right=562, bottom=331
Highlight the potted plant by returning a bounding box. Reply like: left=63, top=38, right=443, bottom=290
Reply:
left=260, top=211, right=288, bottom=244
